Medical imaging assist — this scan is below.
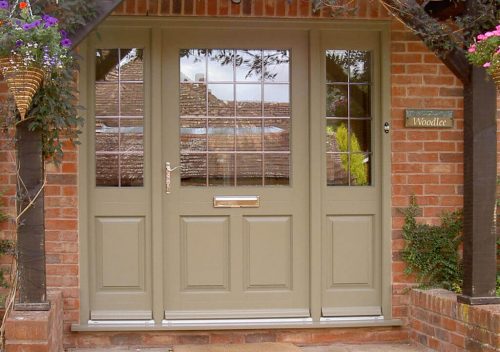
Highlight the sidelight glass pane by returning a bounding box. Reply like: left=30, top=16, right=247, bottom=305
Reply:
left=326, top=50, right=349, bottom=83
left=121, top=83, right=144, bottom=116
left=181, top=154, right=207, bottom=186
left=120, top=153, right=144, bottom=187
left=209, top=153, right=235, bottom=186
left=95, top=83, right=119, bottom=116
left=95, top=48, right=145, bottom=187
left=96, top=49, right=119, bottom=82
left=96, top=154, right=119, bottom=187
left=264, top=119, right=290, bottom=152
left=237, top=119, right=262, bottom=151
left=350, top=119, right=371, bottom=153
left=181, top=119, right=207, bottom=152
left=349, top=51, right=371, bottom=83
left=237, top=154, right=263, bottom=186
left=350, top=85, right=370, bottom=117
left=326, top=85, right=348, bottom=117
left=120, top=49, right=144, bottom=81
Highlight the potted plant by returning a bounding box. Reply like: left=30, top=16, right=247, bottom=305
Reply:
left=467, top=24, right=500, bottom=87
left=0, top=0, right=72, bottom=120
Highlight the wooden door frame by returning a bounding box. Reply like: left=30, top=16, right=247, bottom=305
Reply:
left=76, top=17, right=394, bottom=330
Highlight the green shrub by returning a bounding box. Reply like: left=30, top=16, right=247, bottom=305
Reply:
left=401, top=197, right=463, bottom=292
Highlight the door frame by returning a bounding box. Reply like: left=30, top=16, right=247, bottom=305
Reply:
left=77, top=17, right=393, bottom=328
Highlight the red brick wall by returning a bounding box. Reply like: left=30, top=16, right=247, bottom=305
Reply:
left=409, top=289, right=500, bottom=352
left=0, top=0, right=499, bottom=349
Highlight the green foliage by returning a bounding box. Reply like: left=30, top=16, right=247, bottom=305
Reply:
left=466, top=29, right=500, bottom=75
left=401, top=197, right=463, bottom=292
left=332, top=123, right=368, bottom=185
left=0, top=197, right=13, bottom=290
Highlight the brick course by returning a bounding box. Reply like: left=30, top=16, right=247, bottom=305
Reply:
left=0, top=0, right=499, bottom=349
left=409, top=289, right=500, bottom=352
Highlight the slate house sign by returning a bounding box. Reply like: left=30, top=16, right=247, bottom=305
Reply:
left=405, top=109, right=454, bottom=128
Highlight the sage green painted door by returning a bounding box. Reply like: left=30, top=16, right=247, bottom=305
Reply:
left=320, top=31, right=383, bottom=317
left=162, top=29, right=310, bottom=319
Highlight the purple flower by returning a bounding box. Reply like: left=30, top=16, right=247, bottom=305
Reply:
left=42, top=14, right=58, bottom=28
left=60, top=38, right=72, bottom=48
left=22, top=23, right=32, bottom=30
left=0, top=0, right=8, bottom=9
left=15, top=40, right=23, bottom=47
left=59, top=30, right=68, bottom=38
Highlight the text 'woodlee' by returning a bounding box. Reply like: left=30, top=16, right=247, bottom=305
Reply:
left=405, top=109, right=454, bottom=128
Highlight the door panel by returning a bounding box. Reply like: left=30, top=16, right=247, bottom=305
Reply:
left=321, top=31, right=383, bottom=317
left=163, top=29, right=309, bottom=319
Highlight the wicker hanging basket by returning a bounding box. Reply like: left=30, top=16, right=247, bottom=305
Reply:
left=0, top=57, right=44, bottom=120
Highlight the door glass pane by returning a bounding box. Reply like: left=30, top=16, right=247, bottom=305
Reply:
left=95, top=48, right=145, bottom=187
left=180, top=48, right=291, bottom=187
left=325, top=50, right=372, bottom=186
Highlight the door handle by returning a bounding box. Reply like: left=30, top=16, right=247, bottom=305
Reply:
left=165, top=162, right=181, bottom=194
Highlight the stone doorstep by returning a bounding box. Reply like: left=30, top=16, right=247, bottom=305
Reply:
left=68, top=343, right=429, bottom=352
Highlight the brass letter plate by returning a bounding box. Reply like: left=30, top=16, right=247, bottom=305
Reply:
left=213, top=196, right=260, bottom=208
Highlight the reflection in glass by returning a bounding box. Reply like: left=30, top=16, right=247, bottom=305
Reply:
left=236, top=50, right=262, bottom=82
left=263, top=50, right=290, bottom=82
left=120, top=153, right=144, bottom=187
left=264, top=84, right=290, bottom=117
left=208, top=50, right=234, bottom=82
left=180, top=49, right=206, bottom=82
left=350, top=85, right=370, bottom=117
left=120, top=119, right=144, bottom=153
left=181, top=119, right=207, bottom=152
left=326, top=50, right=349, bottom=83
left=209, top=153, right=235, bottom=186
left=179, top=48, right=291, bottom=187
left=96, top=49, right=119, bottom=82
left=237, top=119, right=262, bottom=151
left=95, top=118, right=119, bottom=152
left=208, top=84, right=234, bottom=116
left=181, top=153, right=207, bottom=186
left=119, top=49, right=144, bottom=81
left=237, top=154, right=263, bottom=186
left=264, top=119, right=289, bottom=152
left=121, top=83, right=144, bottom=116
left=350, top=119, right=371, bottom=152
left=351, top=153, right=370, bottom=186
left=181, top=83, right=207, bottom=116
left=326, top=85, right=348, bottom=117
left=326, top=153, right=349, bottom=186
left=349, top=51, right=371, bottom=83
left=96, top=154, right=119, bottom=187
left=95, top=83, right=119, bottom=116
left=326, top=119, right=348, bottom=153
left=95, top=48, right=145, bottom=187
left=208, top=119, right=235, bottom=151
left=236, top=84, right=261, bottom=116
left=265, top=153, right=290, bottom=185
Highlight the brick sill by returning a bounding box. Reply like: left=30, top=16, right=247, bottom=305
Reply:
left=71, top=318, right=404, bottom=332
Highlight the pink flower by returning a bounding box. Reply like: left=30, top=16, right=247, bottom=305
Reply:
left=496, top=25, right=500, bottom=30
left=477, top=34, right=486, bottom=41
left=468, top=46, right=476, bottom=53
left=483, top=62, right=491, bottom=68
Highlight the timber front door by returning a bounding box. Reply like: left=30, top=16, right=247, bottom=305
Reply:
left=84, top=23, right=387, bottom=323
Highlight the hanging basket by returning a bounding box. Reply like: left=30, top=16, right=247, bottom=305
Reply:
left=0, top=57, right=44, bottom=120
